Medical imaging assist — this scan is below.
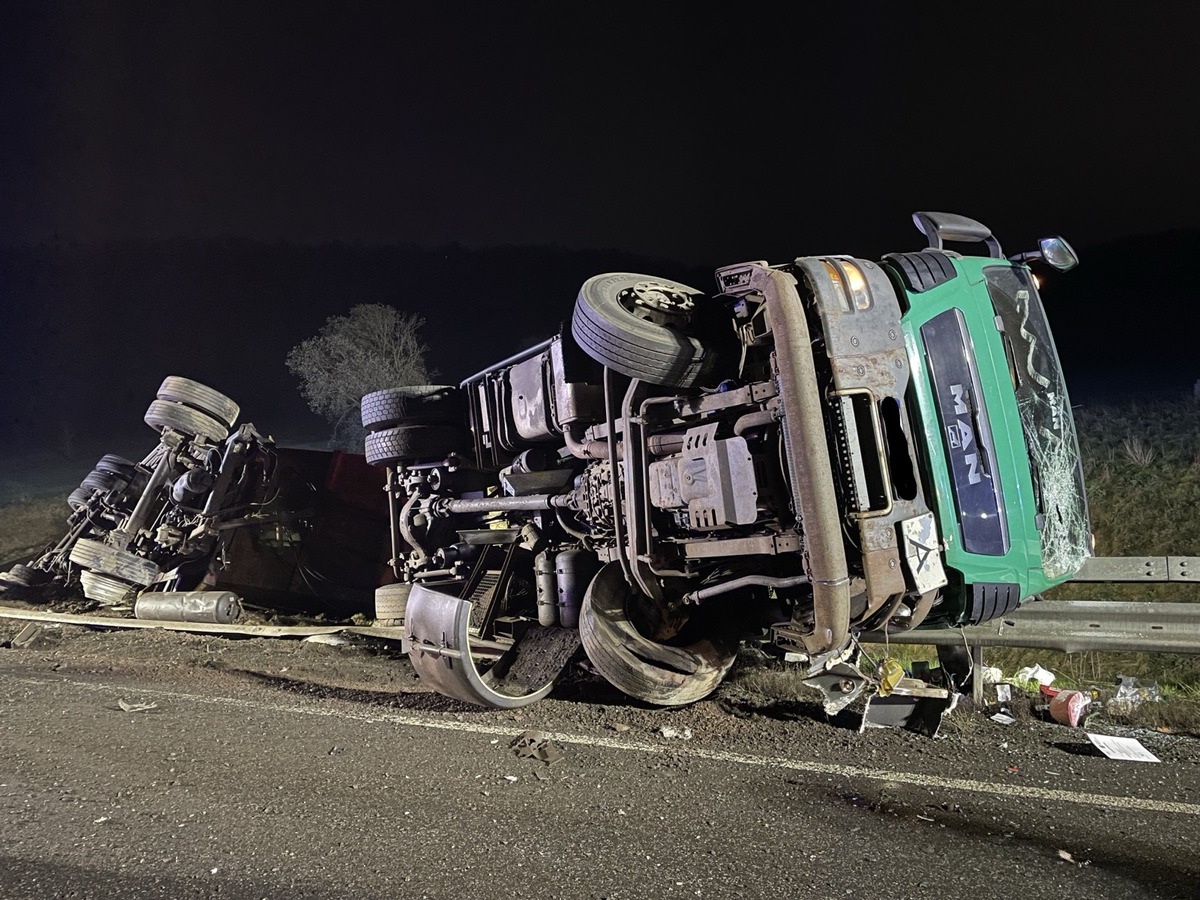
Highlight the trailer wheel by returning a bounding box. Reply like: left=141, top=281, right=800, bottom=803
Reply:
left=67, top=487, right=93, bottom=511
left=156, top=376, right=240, bottom=428
left=94, top=454, right=137, bottom=478
left=1, top=564, right=44, bottom=587
left=579, top=561, right=737, bottom=707
left=80, top=470, right=118, bottom=493
left=69, top=538, right=160, bottom=586
left=79, top=571, right=137, bottom=605
left=374, top=583, right=412, bottom=627
left=144, top=399, right=229, bottom=443
left=571, top=272, right=724, bottom=389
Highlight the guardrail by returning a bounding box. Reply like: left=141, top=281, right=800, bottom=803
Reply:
left=859, top=600, right=1200, bottom=655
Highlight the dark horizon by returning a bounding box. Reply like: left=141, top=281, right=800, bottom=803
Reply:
left=4, top=4, right=1200, bottom=264
left=2, top=229, right=1196, bottom=457
left=3, top=3, right=1199, bottom=454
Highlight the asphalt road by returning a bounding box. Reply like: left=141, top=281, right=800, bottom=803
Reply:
left=1, top=632, right=1198, bottom=900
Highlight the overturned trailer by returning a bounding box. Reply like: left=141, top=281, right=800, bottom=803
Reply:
left=2, top=377, right=390, bottom=616
left=362, top=212, right=1092, bottom=712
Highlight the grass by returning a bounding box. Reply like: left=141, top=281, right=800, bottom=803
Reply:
left=0, top=496, right=67, bottom=568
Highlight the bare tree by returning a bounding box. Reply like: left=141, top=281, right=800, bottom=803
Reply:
left=286, top=304, right=430, bottom=448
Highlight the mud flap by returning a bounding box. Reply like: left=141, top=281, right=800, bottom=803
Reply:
left=405, top=582, right=574, bottom=709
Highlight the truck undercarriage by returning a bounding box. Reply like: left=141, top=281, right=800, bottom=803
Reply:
left=364, top=212, right=1085, bottom=712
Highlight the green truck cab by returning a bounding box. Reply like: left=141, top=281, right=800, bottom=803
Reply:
left=893, top=215, right=1090, bottom=628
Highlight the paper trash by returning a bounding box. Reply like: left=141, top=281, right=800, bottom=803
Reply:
left=1086, top=734, right=1160, bottom=763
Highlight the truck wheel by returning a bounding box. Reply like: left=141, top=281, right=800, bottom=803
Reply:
left=2, top=564, right=44, bottom=587
left=145, top=399, right=229, bottom=443
left=361, top=385, right=464, bottom=432
left=69, top=538, right=160, bottom=586
left=571, top=272, right=722, bottom=389
left=578, top=562, right=737, bottom=707
left=364, top=424, right=466, bottom=467
left=79, top=571, right=137, bottom=605
left=156, top=376, right=240, bottom=428
left=68, top=487, right=93, bottom=511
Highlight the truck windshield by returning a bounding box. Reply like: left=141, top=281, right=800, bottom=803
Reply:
left=985, top=265, right=1090, bottom=579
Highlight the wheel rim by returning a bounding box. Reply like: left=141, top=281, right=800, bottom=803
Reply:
left=618, top=280, right=696, bottom=326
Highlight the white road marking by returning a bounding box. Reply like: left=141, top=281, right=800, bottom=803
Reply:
left=11, top=674, right=1199, bottom=817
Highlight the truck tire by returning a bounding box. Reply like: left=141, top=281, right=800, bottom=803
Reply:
left=145, top=399, right=229, bottom=443
left=579, top=562, right=737, bottom=707
left=69, top=538, right=160, bottom=586
left=364, top=424, right=465, bottom=467
left=361, top=385, right=464, bottom=432
left=79, top=571, right=137, bottom=605
left=80, top=470, right=118, bottom=493
left=571, top=272, right=721, bottom=389
left=374, top=583, right=412, bottom=627
left=94, top=454, right=137, bottom=478
left=156, top=377, right=240, bottom=428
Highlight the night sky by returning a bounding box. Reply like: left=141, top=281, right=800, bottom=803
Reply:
left=2, top=3, right=1199, bottom=447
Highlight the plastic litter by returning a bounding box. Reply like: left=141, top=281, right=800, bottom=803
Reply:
left=981, top=666, right=1004, bottom=685
left=876, top=658, right=904, bottom=696
left=117, top=698, right=159, bottom=713
left=1014, top=664, right=1055, bottom=687
left=1048, top=689, right=1089, bottom=727
left=1108, top=675, right=1162, bottom=715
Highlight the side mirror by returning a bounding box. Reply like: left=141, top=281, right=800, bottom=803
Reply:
left=1038, top=236, right=1079, bottom=272
left=1009, top=236, right=1079, bottom=272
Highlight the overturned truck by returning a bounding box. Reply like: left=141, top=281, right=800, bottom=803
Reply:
left=3, top=377, right=389, bottom=616
left=363, top=212, right=1091, bottom=710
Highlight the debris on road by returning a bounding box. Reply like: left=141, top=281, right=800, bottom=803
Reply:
left=134, top=591, right=244, bottom=625
left=1048, top=689, right=1090, bottom=727
left=11, top=623, right=45, bottom=649
left=658, top=726, right=693, bottom=740
left=117, top=698, right=159, bottom=713
left=511, top=730, right=565, bottom=765
left=1086, top=733, right=1161, bottom=763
